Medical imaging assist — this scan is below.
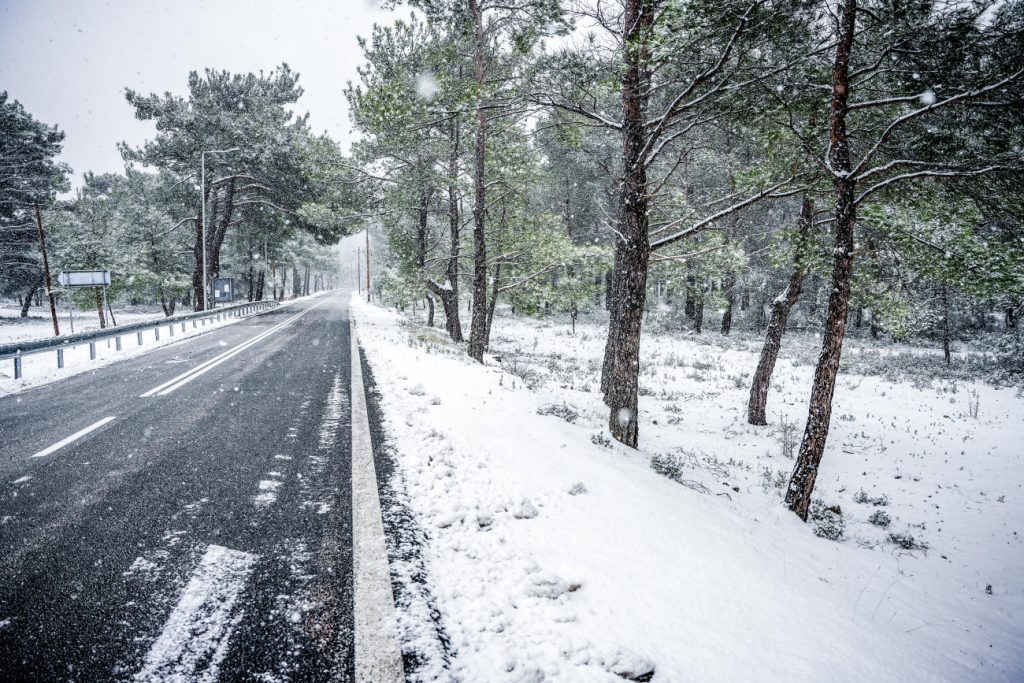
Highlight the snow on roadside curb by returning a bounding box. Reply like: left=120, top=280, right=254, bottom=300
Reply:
left=351, top=294, right=1023, bottom=682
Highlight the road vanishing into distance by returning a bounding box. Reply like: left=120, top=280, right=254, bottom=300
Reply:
left=0, top=292, right=404, bottom=682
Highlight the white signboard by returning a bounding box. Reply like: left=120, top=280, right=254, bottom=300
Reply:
left=58, top=270, right=111, bottom=287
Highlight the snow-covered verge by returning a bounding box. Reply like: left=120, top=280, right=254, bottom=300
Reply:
left=0, top=293, right=325, bottom=396
left=351, top=294, right=1023, bottom=682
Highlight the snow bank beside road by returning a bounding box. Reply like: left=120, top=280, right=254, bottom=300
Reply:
left=352, top=295, right=1023, bottom=682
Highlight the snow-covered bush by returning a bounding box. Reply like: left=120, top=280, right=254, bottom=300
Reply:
left=809, top=500, right=846, bottom=541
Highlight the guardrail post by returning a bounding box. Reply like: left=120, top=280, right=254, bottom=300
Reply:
left=57, top=348, right=64, bottom=368
left=13, top=356, right=21, bottom=380
left=137, top=331, right=143, bottom=345
left=192, top=319, right=197, bottom=328
left=181, top=322, right=186, bottom=333
left=115, top=336, right=122, bottom=351
left=155, top=327, right=160, bottom=341
left=89, top=342, right=96, bottom=360
left=169, top=324, right=174, bottom=337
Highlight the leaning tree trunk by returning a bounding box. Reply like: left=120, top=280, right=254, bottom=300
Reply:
left=466, top=0, right=489, bottom=362
left=747, top=196, right=813, bottom=425
left=94, top=289, right=107, bottom=329
left=20, top=278, right=42, bottom=317
left=785, top=0, right=857, bottom=521
left=160, top=288, right=176, bottom=317
left=600, top=0, right=654, bottom=448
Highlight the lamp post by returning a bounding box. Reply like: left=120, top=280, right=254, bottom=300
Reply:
left=200, top=147, right=239, bottom=310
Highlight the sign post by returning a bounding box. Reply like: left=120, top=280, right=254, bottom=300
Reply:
left=58, top=270, right=113, bottom=332
left=212, top=277, right=234, bottom=305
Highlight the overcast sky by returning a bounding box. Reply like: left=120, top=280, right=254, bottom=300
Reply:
left=0, top=0, right=404, bottom=186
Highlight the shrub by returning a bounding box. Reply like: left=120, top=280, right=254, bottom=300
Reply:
left=809, top=499, right=846, bottom=541
left=868, top=510, right=891, bottom=528
left=853, top=489, right=890, bottom=506
left=888, top=531, right=929, bottom=552
left=537, top=403, right=579, bottom=424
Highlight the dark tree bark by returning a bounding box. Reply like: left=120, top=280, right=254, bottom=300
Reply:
left=292, top=265, right=301, bottom=297
left=689, top=277, right=705, bottom=333
left=721, top=273, right=736, bottom=335
left=33, top=205, right=59, bottom=335
left=191, top=178, right=236, bottom=310
left=255, top=271, right=265, bottom=301
left=600, top=0, right=655, bottom=447
left=159, top=288, right=176, bottom=317
left=20, top=278, right=42, bottom=317
left=747, top=196, right=813, bottom=425
left=684, top=275, right=696, bottom=319
left=1005, top=306, right=1017, bottom=330
left=785, top=0, right=857, bottom=521
left=445, top=117, right=464, bottom=341
left=94, top=289, right=107, bottom=329
left=467, top=0, right=489, bottom=362
left=941, top=284, right=952, bottom=364
left=484, top=262, right=501, bottom=350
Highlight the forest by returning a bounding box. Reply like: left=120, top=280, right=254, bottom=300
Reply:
left=346, top=0, right=1024, bottom=522
left=3, top=0, right=1023, bottom=525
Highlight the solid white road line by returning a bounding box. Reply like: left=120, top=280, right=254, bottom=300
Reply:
left=30, top=416, right=116, bottom=459
left=349, top=318, right=405, bottom=683
left=140, top=294, right=338, bottom=398
left=134, top=544, right=257, bottom=683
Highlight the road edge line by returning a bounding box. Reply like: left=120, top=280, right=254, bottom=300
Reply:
left=349, top=317, right=405, bottom=683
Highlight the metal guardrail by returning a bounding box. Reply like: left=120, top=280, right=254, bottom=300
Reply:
left=1, top=300, right=280, bottom=380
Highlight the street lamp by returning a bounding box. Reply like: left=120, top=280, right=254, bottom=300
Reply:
left=201, top=147, right=239, bottom=309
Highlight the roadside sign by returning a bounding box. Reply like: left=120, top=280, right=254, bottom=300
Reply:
left=58, top=270, right=111, bottom=287
left=213, top=277, right=234, bottom=303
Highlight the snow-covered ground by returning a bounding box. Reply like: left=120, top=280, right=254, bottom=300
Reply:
left=352, top=295, right=1023, bottom=682
left=0, top=295, right=321, bottom=397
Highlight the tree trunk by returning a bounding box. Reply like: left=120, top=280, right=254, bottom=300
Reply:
left=684, top=275, right=696, bottom=319
left=1005, top=306, right=1016, bottom=330
left=33, top=205, right=59, bottom=335
left=292, top=265, right=301, bottom=298
left=160, top=288, right=176, bottom=317
left=466, top=0, right=489, bottom=362
left=600, top=0, right=654, bottom=448
left=445, top=115, right=464, bottom=341
left=426, top=295, right=435, bottom=327
left=785, top=0, right=857, bottom=522
left=721, top=273, right=736, bottom=335
left=20, top=278, right=42, bottom=317
left=691, top=278, right=705, bottom=333
left=94, top=289, right=107, bottom=329
left=941, top=284, right=951, bottom=364
left=484, top=263, right=501, bottom=350
left=748, top=196, right=813, bottom=425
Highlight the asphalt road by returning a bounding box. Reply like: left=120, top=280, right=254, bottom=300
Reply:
left=0, top=292, right=374, bottom=681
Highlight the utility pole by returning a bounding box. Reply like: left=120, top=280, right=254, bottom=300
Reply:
left=200, top=148, right=239, bottom=311
left=34, top=204, right=59, bottom=336
left=365, top=229, right=371, bottom=303
left=357, top=248, right=362, bottom=295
